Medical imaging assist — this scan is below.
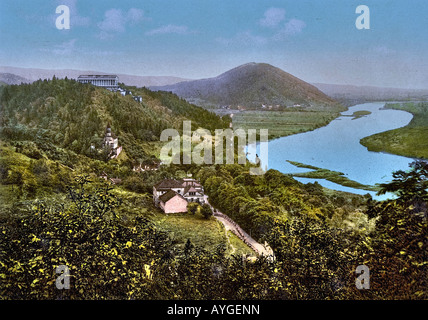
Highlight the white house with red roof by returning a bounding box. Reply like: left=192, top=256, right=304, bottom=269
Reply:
left=153, top=178, right=205, bottom=213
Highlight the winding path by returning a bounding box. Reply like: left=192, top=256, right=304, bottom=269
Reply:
left=205, top=196, right=274, bottom=259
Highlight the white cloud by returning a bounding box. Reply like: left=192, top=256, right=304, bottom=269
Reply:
left=259, top=8, right=286, bottom=28
left=217, top=8, right=305, bottom=46
left=273, top=18, right=306, bottom=40
left=98, top=9, right=126, bottom=33
left=283, top=19, right=306, bottom=35
left=127, top=8, right=145, bottom=24
left=145, top=24, right=196, bottom=36
left=97, top=8, right=146, bottom=39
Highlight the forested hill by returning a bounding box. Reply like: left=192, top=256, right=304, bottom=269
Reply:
left=0, top=78, right=230, bottom=163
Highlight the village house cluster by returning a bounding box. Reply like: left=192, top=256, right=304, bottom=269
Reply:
left=153, top=178, right=205, bottom=213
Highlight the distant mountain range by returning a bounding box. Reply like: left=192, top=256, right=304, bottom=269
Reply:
left=2, top=64, right=427, bottom=107
left=151, top=63, right=338, bottom=109
left=0, top=66, right=188, bottom=87
left=0, top=72, right=31, bottom=85
left=312, top=83, right=428, bottom=105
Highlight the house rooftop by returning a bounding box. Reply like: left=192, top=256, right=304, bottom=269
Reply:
left=183, top=185, right=200, bottom=194
left=154, top=179, right=184, bottom=190
left=159, top=190, right=183, bottom=203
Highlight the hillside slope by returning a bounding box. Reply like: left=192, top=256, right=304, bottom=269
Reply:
left=0, top=73, right=30, bottom=85
left=152, top=63, right=339, bottom=109
left=0, top=79, right=229, bottom=166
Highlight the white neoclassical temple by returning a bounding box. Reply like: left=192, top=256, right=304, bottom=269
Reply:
left=77, top=75, right=119, bottom=90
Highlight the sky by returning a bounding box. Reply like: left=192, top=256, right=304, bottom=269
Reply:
left=1, top=0, right=428, bottom=89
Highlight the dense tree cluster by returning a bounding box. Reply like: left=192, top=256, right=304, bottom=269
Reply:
left=0, top=177, right=170, bottom=299
left=197, top=165, right=369, bottom=242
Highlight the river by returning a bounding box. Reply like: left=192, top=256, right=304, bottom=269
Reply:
left=247, top=102, right=415, bottom=200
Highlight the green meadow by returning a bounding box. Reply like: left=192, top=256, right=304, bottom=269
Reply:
left=231, top=109, right=343, bottom=139
left=360, top=102, right=428, bottom=159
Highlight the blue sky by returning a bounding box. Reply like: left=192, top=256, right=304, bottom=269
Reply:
left=1, top=0, right=428, bottom=88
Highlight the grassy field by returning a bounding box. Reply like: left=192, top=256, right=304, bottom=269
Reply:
left=360, top=102, right=428, bottom=159
left=112, top=186, right=251, bottom=255
left=287, top=160, right=380, bottom=192
left=148, top=210, right=256, bottom=256
left=231, top=109, right=343, bottom=139
left=149, top=211, right=230, bottom=254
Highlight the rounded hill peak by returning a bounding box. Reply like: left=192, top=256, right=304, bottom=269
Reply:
left=152, top=63, right=338, bottom=109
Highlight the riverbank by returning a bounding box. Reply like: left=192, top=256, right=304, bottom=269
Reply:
left=360, top=102, right=428, bottom=159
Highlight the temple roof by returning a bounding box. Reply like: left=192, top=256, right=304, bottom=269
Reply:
left=78, top=75, right=119, bottom=80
